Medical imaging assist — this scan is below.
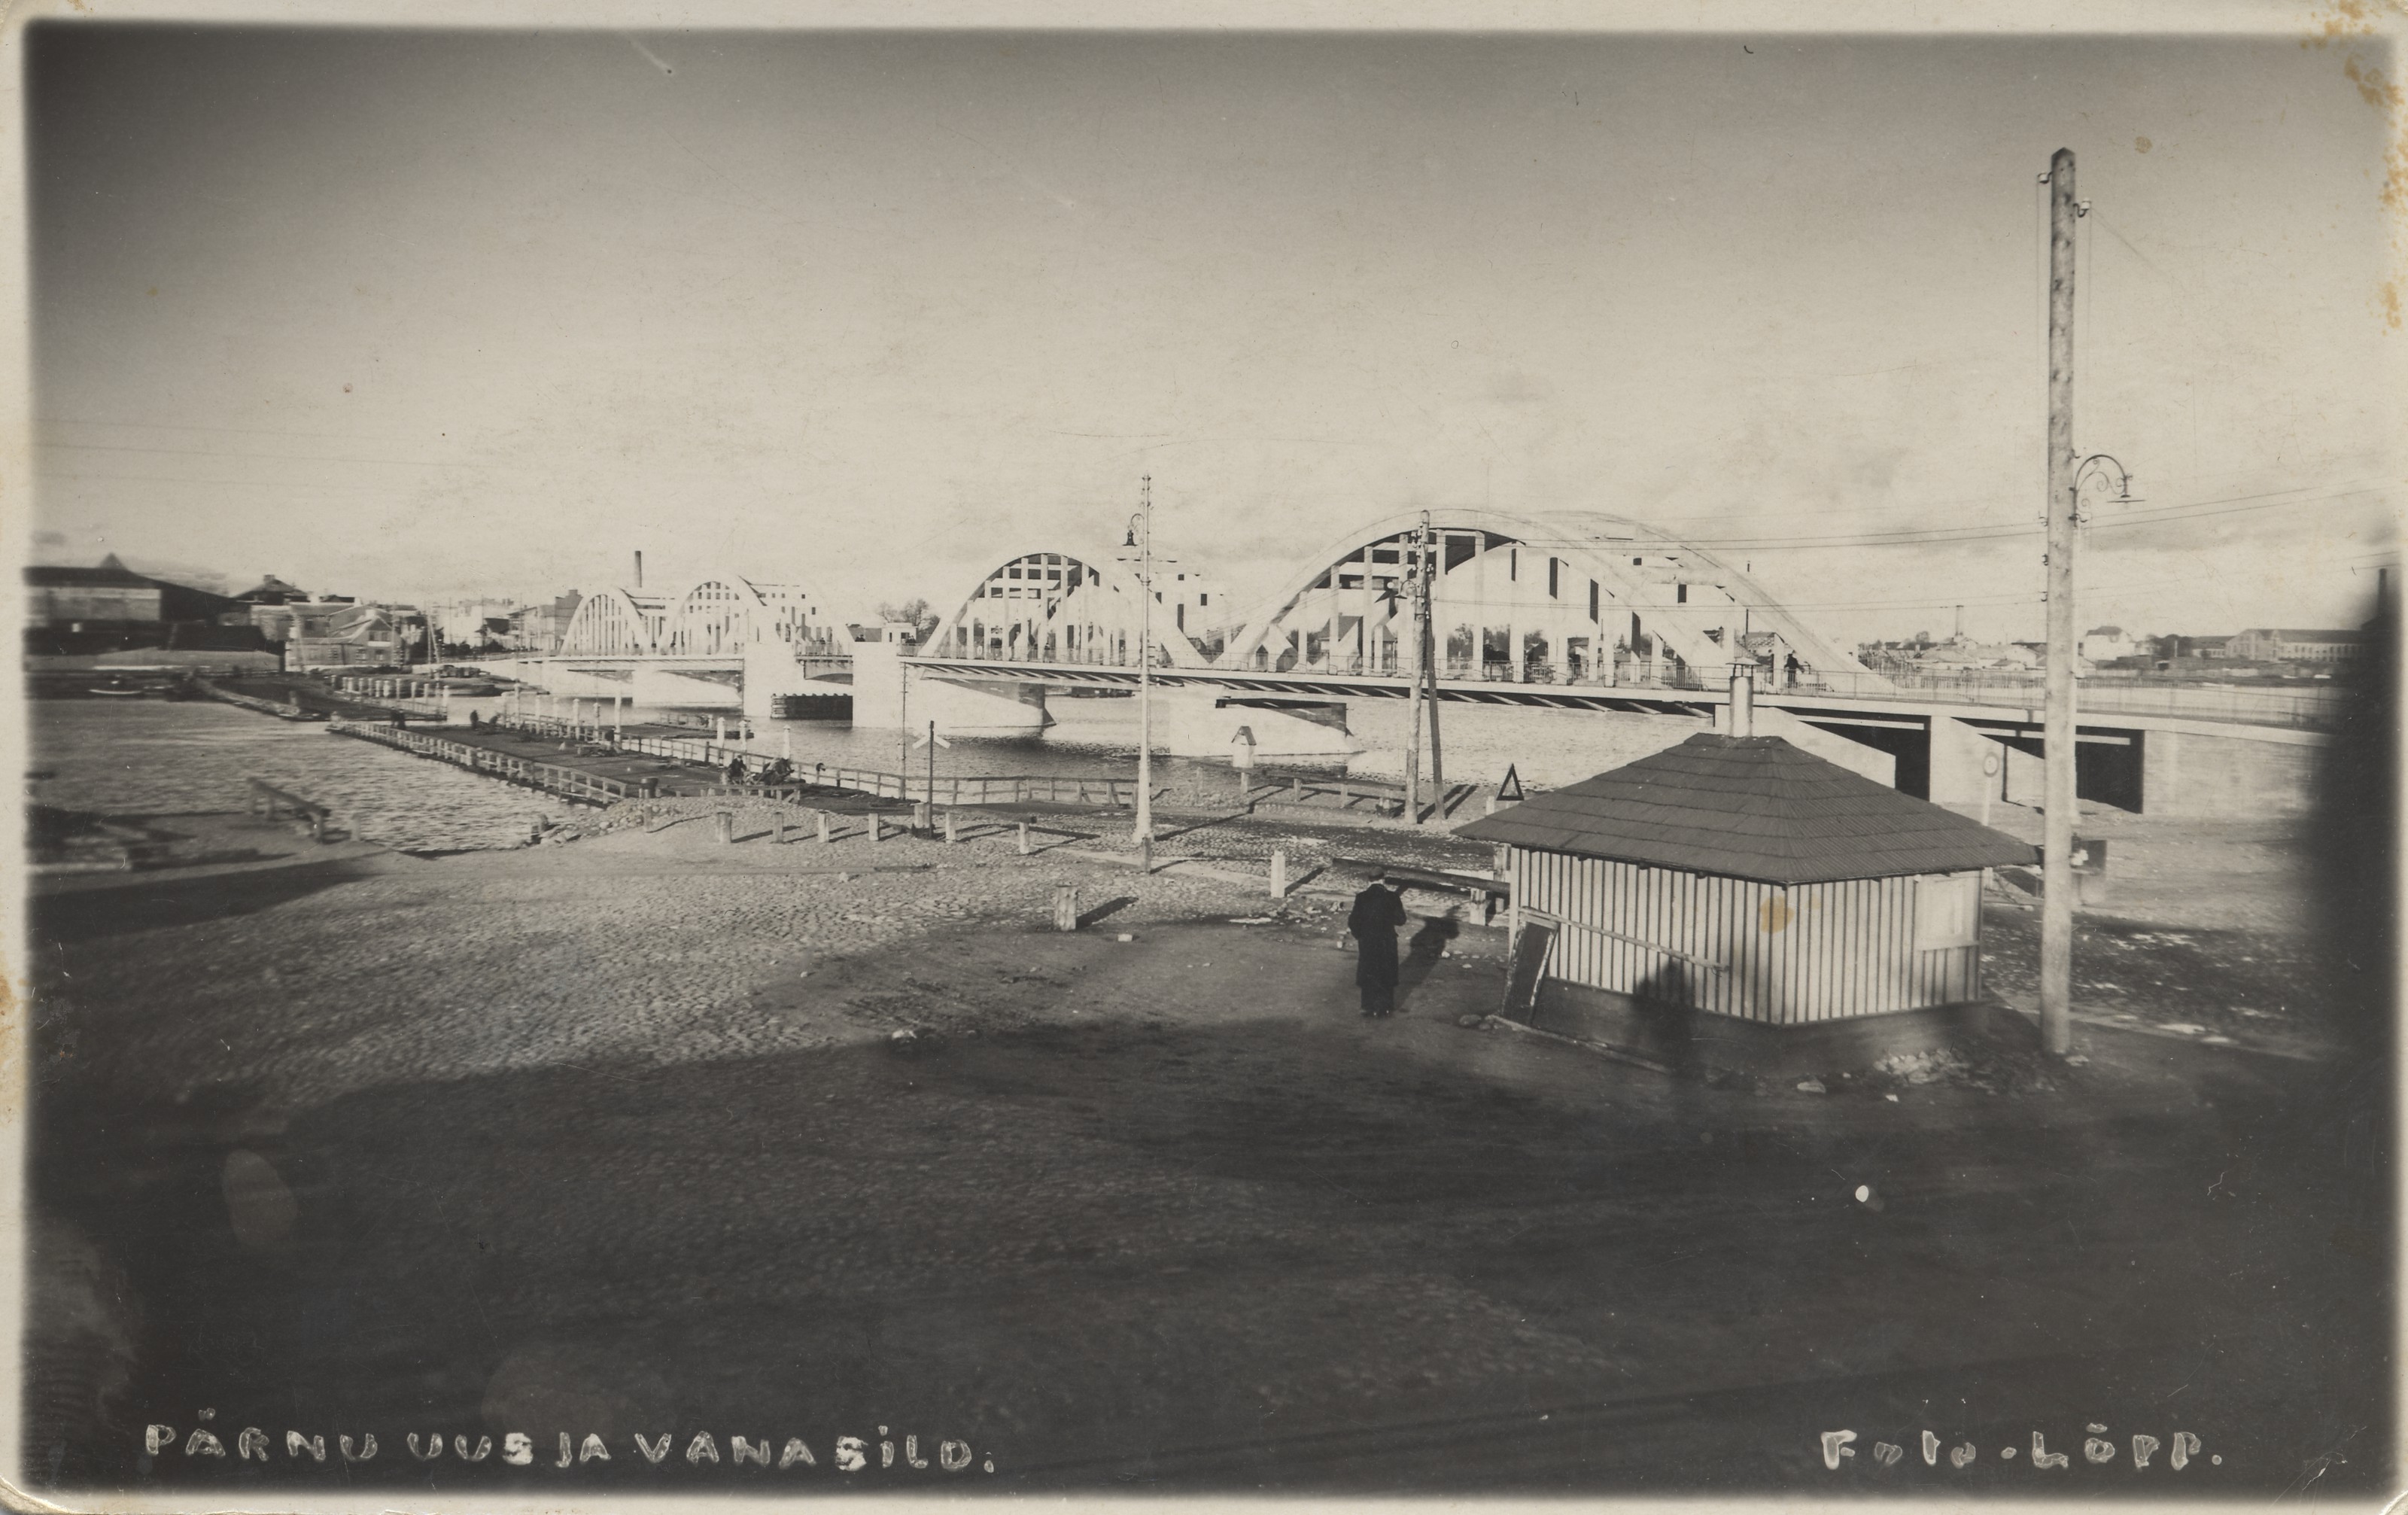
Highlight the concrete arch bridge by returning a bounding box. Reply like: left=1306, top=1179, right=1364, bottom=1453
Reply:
left=522, top=573, right=856, bottom=713
left=889, top=509, right=2323, bottom=817
left=889, top=509, right=1882, bottom=757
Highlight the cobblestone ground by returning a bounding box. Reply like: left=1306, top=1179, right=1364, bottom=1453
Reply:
left=23, top=811, right=2389, bottom=1498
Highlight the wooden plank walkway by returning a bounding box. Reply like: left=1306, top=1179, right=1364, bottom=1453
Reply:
left=327, top=714, right=1492, bottom=829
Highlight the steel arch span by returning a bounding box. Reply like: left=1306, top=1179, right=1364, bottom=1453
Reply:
left=921, top=549, right=1215, bottom=671
left=1218, top=507, right=1877, bottom=689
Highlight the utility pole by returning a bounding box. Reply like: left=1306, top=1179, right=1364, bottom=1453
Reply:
left=1403, top=521, right=1426, bottom=825
left=1421, top=513, right=1444, bottom=808
left=1133, top=476, right=1155, bottom=856
left=2041, top=146, right=2079, bottom=1059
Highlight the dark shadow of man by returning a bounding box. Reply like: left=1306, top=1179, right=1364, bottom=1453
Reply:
left=1394, top=906, right=1462, bottom=1013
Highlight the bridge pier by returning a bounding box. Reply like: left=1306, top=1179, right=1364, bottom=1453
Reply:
left=1926, top=716, right=2009, bottom=805
left=851, top=634, right=1051, bottom=736
left=1156, top=692, right=1361, bottom=759
left=2138, top=726, right=2321, bottom=818
left=743, top=634, right=850, bottom=724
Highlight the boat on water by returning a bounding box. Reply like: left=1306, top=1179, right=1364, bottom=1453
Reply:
left=84, top=674, right=202, bottom=699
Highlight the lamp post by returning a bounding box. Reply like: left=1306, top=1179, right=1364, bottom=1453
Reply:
left=1129, top=476, right=1156, bottom=859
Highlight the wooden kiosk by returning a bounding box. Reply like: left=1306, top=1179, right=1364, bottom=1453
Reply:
left=1459, top=672, right=2040, bottom=1073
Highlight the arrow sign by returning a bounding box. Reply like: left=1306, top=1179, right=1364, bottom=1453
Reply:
left=913, top=732, right=954, bottom=749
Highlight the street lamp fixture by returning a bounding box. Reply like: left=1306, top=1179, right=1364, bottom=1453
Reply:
left=2072, top=454, right=2136, bottom=528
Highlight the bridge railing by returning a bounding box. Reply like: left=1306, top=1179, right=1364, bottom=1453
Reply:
left=1011, top=650, right=2344, bottom=730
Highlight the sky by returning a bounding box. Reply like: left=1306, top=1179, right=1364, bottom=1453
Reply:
left=23, top=23, right=2403, bottom=644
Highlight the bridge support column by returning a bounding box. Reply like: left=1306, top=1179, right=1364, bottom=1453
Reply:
left=743, top=634, right=844, bottom=723
left=1926, top=716, right=2006, bottom=806
left=2139, top=726, right=2320, bottom=818
left=850, top=637, right=1051, bottom=735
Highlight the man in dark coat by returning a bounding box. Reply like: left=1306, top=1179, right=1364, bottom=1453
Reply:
left=1348, top=873, right=1409, bottom=1018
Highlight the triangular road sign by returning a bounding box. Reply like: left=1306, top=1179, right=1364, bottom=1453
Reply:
left=1496, top=764, right=1525, bottom=802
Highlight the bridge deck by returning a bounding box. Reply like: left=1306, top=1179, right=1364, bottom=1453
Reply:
left=900, top=658, right=2340, bottom=733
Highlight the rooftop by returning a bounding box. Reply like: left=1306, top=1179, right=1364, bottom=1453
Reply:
left=24, top=557, right=154, bottom=588
left=1456, top=732, right=2039, bottom=886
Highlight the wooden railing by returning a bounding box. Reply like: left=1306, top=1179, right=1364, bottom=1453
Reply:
left=345, top=713, right=1465, bottom=824
left=247, top=777, right=336, bottom=840
left=328, top=720, right=649, bottom=804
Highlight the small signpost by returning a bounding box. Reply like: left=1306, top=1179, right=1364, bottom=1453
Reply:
left=2071, top=835, right=2108, bottom=905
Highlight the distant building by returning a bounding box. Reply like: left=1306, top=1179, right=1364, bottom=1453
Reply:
left=1917, top=637, right=2037, bottom=672
left=509, top=590, right=583, bottom=653
left=2080, top=625, right=2140, bottom=662
left=427, top=598, right=520, bottom=650
left=2229, top=628, right=2367, bottom=664
left=2151, top=634, right=2233, bottom=663
left=283, top=600, right=416, bottom=670
left=23, top=554, right=246, bottom=628
left=1108, top=549, right=1221, bottom=653
left=235, top=574, right=310, bottom=606
left=23, top=555, right=271, bottom=660
left=24, top=556, right=163, bottom=627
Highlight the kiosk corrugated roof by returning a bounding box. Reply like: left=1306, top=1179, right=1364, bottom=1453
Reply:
left=1456, top=732, right=2038, bottom=885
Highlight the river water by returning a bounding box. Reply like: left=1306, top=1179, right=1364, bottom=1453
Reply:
left=32, top=693, right=1706, bottom=853
left=30, top=701, right=573, bottom=853
left=454, top=692, right=1706, bottom=791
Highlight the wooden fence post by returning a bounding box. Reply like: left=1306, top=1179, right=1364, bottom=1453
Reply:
left=1271, top=848, right=1287, bottom=899
left=715, top=811, right=734, bottom=844
left=774, top=810, right=787, bottom=844
left=944, top=810, right=958, bottom=844
left=1053, top=884, right=1081, bottom=932
left=818, top=811, right=832, bottom=844
left=1018, top=820, right=1032, bottom=855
